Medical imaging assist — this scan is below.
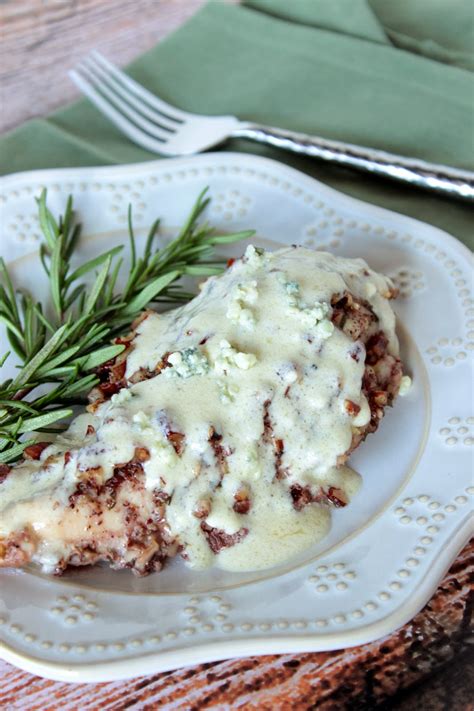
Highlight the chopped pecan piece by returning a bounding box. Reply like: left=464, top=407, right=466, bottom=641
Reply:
left=103, top=460, right=143, bottom=509
left=290, top=483, right=349, bottom=510
left=325, top=487, right=348, bottom=507
left=127, top=367, right=148, bottom=384
left=274, top=438, right=286, bottom=480
left=345, top=400, right=361, bottom=417
left=290, top=484, right=316, bottom=511
left=23, top=441, right=50, bottom=460
left=155, top=351, right=172, bottom=374
left=275, top=439, right=284, bottom=455
left=134, top=446, right=151, bottom=462
left=68, top=468, right=103, bottom=508
left=331, top=291, right=377, bottom=342
left=153, top=489, right=171, bottom=506
left=200, top=522, right=248, bottom=554
left=263, top=401, right=287, bottom=479
left=208, top=426, right=231, bottom=475
left=372, top=390, right=388, bottom=407
left=0, top=464, right=11, bottom=484
left=262, top=399, right=273, bottom=444
left=233, top=488, right=251, bottom=515
left=0, top=530, right=37, bottom=568
left=365, top=332, right=389, bottom=365
left=167, top=431, right=185, bottom=456
left=193, top=499, right=211, bottom=519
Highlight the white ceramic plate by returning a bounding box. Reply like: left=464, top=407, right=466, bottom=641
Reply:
left=0, top=153, right=472, bottom=682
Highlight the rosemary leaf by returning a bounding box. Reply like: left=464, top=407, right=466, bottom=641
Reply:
left=0, top=440, right=36, bottom=464
left=81, top=344, right=125, bottom=371
left=35, top=344, right=82, bottom=376
left=0, top=258, right=21, bottom=326
left=59, top=374, right=99, bottom=397
left=0, top=188, right=253, bottom=463
left=14, top=408, right=74, bottom=435
left=84, top=255, right=112, bottom=314
left=122, top=271, right=179, bottom=316
left=13, top=323, right=69, bottom=388
left=0, top=314, right=24, bottom=343
left=49, top=234, right=64, bottom=318
left=36, top=190, right=57, bottom=250
left=66, top=246, right=123, bottom=285
left=0, top=399, right=37, bottom=414
left=128, top=204, right=137, bottom=270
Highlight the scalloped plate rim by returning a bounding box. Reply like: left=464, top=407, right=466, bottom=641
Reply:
left=0, top=152, right=472, bottom=682
left=0, top=522, right=469, bottom=683
left=0, top=152, right=472, bottom=265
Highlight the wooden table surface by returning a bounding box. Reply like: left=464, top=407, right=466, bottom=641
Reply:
left=0, top=1, right=472, bottom=708
left=0, top=544, right=472, bottom=710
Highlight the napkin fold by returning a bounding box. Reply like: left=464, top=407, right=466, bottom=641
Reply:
left=1, top=0, right=472, bottom=247
left=369, top=0, right=474, bottom=71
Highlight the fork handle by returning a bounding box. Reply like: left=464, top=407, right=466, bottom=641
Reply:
left=232, top=123, right=474, bottom=202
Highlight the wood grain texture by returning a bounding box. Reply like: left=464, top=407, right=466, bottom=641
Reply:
left=0, top=541, right=472, bottom=709
left=0, top=0, right=239, bottom=134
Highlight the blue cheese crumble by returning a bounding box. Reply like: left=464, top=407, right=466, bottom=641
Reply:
left=165, top=347, right=209, bottom=378
left=226, top=280, right=259, bottom=327
left=283, top=278, right=334, bottom=337
left=214, top=340, right=258, bottom=374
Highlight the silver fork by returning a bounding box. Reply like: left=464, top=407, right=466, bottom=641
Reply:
left=70, top=51, right=474, bottom=202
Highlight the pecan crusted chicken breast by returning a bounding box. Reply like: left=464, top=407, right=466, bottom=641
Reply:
left=0, top=246, right=409, bottom=575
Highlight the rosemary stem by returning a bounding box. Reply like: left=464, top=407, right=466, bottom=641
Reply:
left=0, top=188, right=253, bottom=464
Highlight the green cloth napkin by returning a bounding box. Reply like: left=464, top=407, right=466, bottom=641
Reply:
left=1, top=0, right=473, bottom=248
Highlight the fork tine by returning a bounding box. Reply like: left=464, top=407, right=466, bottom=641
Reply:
left=69, top=69, right=172, bottom=155
left=91, top=50, right=188, bottom=124
left=75, top=62, right=172, bottom=142
left=84, top=54, right=179, bottom=133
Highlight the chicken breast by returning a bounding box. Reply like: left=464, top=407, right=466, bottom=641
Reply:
left=0, top=246, right=407, bottom=575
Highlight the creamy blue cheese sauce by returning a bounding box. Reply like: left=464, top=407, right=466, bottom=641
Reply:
left=0, top=247, right=399, bottom=572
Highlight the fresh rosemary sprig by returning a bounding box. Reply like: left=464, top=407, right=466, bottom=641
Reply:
left=0, top=188, right=253, bottom=464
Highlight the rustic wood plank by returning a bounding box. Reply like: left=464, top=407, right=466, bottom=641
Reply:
left=0, top=0, right=223, bottom=133
left=0, top=541, right=472, bottom=709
